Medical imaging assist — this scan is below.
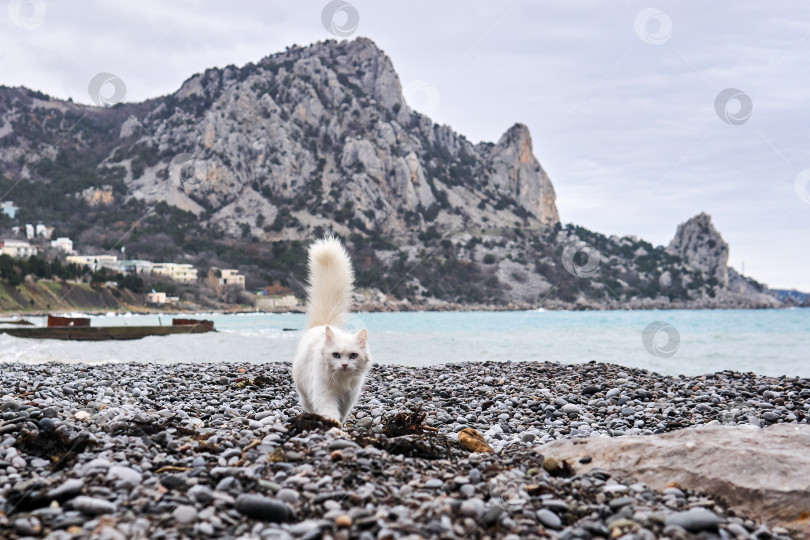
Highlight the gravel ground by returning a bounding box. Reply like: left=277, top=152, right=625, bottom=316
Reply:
left=0, top=360, right=808, bottom=539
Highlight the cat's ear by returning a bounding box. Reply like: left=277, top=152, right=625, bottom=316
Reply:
left=324, top=325, right=335, bottom=343
left=356, top=328, right=368, bottom=346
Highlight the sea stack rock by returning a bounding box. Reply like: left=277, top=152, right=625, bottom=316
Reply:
left=668, top=212, right=729, bottom=287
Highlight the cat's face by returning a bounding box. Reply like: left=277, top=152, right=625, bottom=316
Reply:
left=322, top=326, right=370, bottom=375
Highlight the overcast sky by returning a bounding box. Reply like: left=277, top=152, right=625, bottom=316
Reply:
left=2, top=0, right=809, bottom=290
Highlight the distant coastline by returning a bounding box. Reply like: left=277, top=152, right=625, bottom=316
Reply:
left=2, top=302, right=806, bottom=319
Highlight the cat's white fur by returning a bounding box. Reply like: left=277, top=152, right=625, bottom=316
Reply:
left=292, top=237, right=371, bottom=423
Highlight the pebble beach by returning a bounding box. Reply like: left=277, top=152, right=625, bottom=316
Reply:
left=0, top=360, right=808, bottom=539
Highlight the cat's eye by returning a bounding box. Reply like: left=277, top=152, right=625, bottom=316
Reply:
left=349, top=353, right=358, bottom=359
left=332, top=352, right=341, bottom=359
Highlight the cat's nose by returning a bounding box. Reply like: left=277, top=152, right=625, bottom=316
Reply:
left=341, top=363, right=348, bottom=369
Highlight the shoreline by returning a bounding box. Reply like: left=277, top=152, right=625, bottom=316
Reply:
left=0, top=360, right=807, bottom=538
left=1, top=304, right=807, bottom=319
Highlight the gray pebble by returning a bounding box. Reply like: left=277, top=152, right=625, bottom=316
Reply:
left=460, top=497, right=485, bottom=518
left=665, top=508, right=720, bottom=532
left=107, top=465, right=142, bottom=489
left=173, top=504, right=198, bottom=524
left=72, top=496, right=117, bottom=515
left=276, top=488, right=300, bottom=504
left=188, top=484, right=213, bottom=503
left=424, top=478, right=443, bottom=489
left=48, top=478, right=84, bottom=499
left=562, top=404, right=580, bottom=415
left=537, top=508, right=562, bottom=529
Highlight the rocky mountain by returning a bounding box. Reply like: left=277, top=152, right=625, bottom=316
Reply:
left=667, top=214, right=781, bottom=309
left=770, top=288, right=810, bottom=305
left=0, top=38, right=796, bottom=310
left=668, top=212, right=729, bottom=288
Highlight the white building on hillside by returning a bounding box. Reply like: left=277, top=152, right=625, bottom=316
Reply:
left=153, top=263, right=197, bottom=283
left=50, top=237, right=74, bottom=253
left=220, top=269, right=246, bottom=289
left=35, top=224, right=54, bottom=239
left=120, top=260, right=154, bottom=275
left=146, top=291, right=167, bottom=304
left=0, top=240, right=37, bottom=258
left=66, top=255, right=119, bottom=272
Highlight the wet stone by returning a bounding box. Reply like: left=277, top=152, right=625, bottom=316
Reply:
left=236, top=494, right=291, bottom=522
left=48, top=478, right=84, bottom=499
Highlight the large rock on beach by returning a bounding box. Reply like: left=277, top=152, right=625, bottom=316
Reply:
left=537, top=423, right=810, bottom=537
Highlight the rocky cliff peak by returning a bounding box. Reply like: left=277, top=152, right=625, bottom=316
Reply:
left=95, top=37, right=561, bottom=237
left=489, top=123, right=559, bottom=225
left=668, top=212, right=729, bottom=287
left=0, top=38, right=561, bottom=240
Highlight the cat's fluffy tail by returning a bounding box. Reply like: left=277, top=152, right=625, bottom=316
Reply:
left=306, top=236, right=354, bottom=329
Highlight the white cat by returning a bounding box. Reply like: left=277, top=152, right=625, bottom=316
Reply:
left=292, top=236, right=371, bottom=424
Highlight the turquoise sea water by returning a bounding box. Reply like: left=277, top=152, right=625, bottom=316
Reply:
left=1, top=308, right=808, bottom=377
